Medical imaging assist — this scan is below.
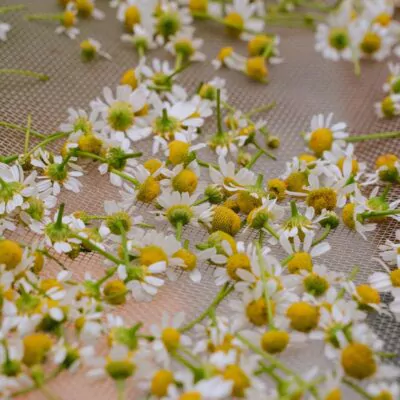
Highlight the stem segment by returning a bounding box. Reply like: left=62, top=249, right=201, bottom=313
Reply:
left=0, top=69, right=49, bottom=81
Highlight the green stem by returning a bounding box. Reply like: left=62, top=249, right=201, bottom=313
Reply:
left=116, top=380, right=126, bottom=400
left=180, top=283, right=234, bottom=332
left=175, top=221, right=183, bottom=241
left=55, top=203, right=65, bottom=230
left=0, top=121, right=46, bottom=139
left=24, top=131, right=71, bottom=159
left=245, top=149, right=263, bottom=169
left=118, top=222, right=130, bottom=265
left=75, top=150, right=107, bottom=163
left=38, top=249, right=67, bottom=270
left=361, top=209, right=400, bottom=220
left=193, top=197, right=209, bottom=206
left=290, top=200, right=299, bottom=217
left=172, top=351, right=199, bottom=373
left=263, top=222, right=279, bottom=239
left=39, top=385, right=60, bottom=400
left=137, top=45, right=145, bottom=59
left=254, top=141, right=277, bottom=160
left=174, top=52, right=184, bottom=71
left=0, top=5, right=25, bottom=14
left=24, top=115, right=32, bottom=154
left=0, top=69, right=49, bottom=82
left=0, top=155, right=19, bottom=164
left=343, top=378, right=373, bottom=400
left=345, top=131, right=400, bottom=143
left=380, top=183, right=391, bottom=201
left=197, top=158, right=220, bottom=170
left=312, top=225, right=331, bottom=246
left=25, top=13, right=63, bottom=21
left=245, top=102, right=276, bottom=118
left=281, top=254, right=294, bottom=266
left=110, top=169, right=140, bottom=186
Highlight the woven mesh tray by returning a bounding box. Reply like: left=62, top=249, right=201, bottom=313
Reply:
left=1, top=1, right=400, bottom=399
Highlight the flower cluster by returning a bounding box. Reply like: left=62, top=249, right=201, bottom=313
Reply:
left=1, top=1, right=400, bottom=399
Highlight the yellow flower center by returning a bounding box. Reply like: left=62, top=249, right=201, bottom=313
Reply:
left=107, top=101, right=135, bottom=132
left=189, top=0, right=208, bottom=13
left=325, top=388, right=342, bottom=400
left=360, top=32, right=381, bottom=55
left=304, top=273, right=329, bottom=297
left=0, top=240, right=23, bottom=270
left=172, top=169, right=198, bottom=194
left=106, top=359, right=135, bottom=380
left=372, top=392, right=393, bottom=400
left=174, top=39, right=195, bottom=59
left=137, top=176, right=161, bottom=203
left=78, top=134, right=103, bottom=155
left=168, top=141, right=190, bottom=165
left=211, top=206, right=241, bottom=236
left=285, top=172, right=308, bottom=193
left=151, top=369, right=174, bottom=397
left=33, top=251, right=44, bottom=274
left=342, top=203, right=355, bottom=229
left=337, top=157, right=359, bottom=175
left=40, top=278, right=63, bottom=292
left=309, top=128, right=333, bottom=156
left=62, top=10, right=76, bottom=28
left=124, top=5, right=141, bottom=30
left=144, top=158, right=163, bottom=175
left=173, top=248, right=197, bottom=271
left=76, top=0, right=94, bottom=17
left=103, top=280, right=127, bottom=305
left=261, top=330, right=290, bottom=354
left=341, top=342, right=377, bottom=379
left=224, top=12, right=244, bottom=37
left=356, top=284, right=380, bottom=305
left=306, top=188, right=337, bottom=214
left=161, top=327, right=181, bottom=351
left=179, top=392, right=202, bottom=400
left=248, top=34, right=274, bottom=56
left=139, top=245, right=168, bottom=266
left=267, top=178, right=287, bottom=201
left=381, top=96, right=396, bottom=118
left=226, top=253, right=251, bottom=280
left=223, top=364, right=250, bottom=397
left=237, top=191, right=262, bottom=215
left=246, top=298, right=275, bottom=326
left=120, top=69, right=138, bottom=89
left=287, top=252, right=313, bottom=274
left=374, top=12, right=392, bottom=27
left=328, top=27, right=349, bottom=50
left=286, top=302, right=319, bottom=332
left=22, top=333, right=53, bottom=366
left=299, top=153, right=317, bottom=164
left=246, top=57, right=268, bottom=82
left=217, top=46, right=234, bottom=61
left=207, top=231, right=237, bottom=254
left=390, top=269, right=400, bottom=287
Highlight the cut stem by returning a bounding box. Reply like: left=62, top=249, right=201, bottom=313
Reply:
left=24, top=115, right=32, bottom=154
left=0, top=5, right=26, bottom=14
left=245, top=101, right=276, bottom=118
left=345, top=131, right=400, bottom=143
left=246, top=149, right=263, bottom=169
left=0, top=69, right=49, bottom=81
left=0, top=121, right=46, bottom=139
left=312, top=225, right=331, bottom=246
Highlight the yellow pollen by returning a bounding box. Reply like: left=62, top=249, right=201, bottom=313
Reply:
left=286, top=302, right=319, bottom=332
left=211, top=206, right=241, bottom=236
left=137, top=176, right=161, bottom=203
left=374, top=12, right=392, bottom=26
left=189, top=0, right=208, bottom=13
left=78, top=134, right=103, bottom=155
left=287, top=252, right=313, bottom=274
left=120, top=69, right=138, bottom=89
left=179, top=392, right=202, bottom=400
left=248, top=34, right=273, bottom=56
left=325, top=388, right=342, bottom=400
left=223, top=12, right=244, bottom=37
left=261, top=330, right=290, bottom=354
left=356, top=284, right=380, bottom=305
left=223, top=364, right=250, bottom=397
left=226, top=253, right=251, bottom=280
left=135, top=103, right=149, bottom=117
left=267, top=178, right=287, bottom=201
left=124, top=5, right=141, bottom=30
left=217, top=46, right=234, bottom=62
left=161, top=327, right=181, bottom=351
left=342, top=203, right=355, bottom=229
left=172, top=169, right=198, bottom=194
left=0, top=240, right=23, bottom=270
left=341, top=342, right=377, bottom=379
left=62, top=10, right=76, bottom=28
left=140, top=245, right=168, bottom=266
left=237, top=191, right=262, bottom=214
left=151, top=369, right=174, bottom=397
left=246, top=298, right=275, bottom=326
left=372, top=391, right=394, bottom=400
left=360, top=32, right=381, bottom=55
left=103, top=280, right=127, bottom=305
left=22, top=333, right=52, bottom=366
left=76, top=0, right=94, bottom=17
left=306, top=188, right=337, bottom=214
left=168, top=141, right=190, bottom=165
left=390, top=269, right=400, bottom=287
left=285, top=172, right=308, bottom=193
left=309, top=128, right=334, bottom=156
left=144, top=158, right=163, bottom=175
left=173, top=248, right=197, bottom=271
left=33, top=251, right=44, bottom=274
left=246, top=57, right=268, bottom=82
left=299, top=153, right=317, bottom=164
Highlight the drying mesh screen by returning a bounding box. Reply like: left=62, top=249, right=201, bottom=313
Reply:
left=0, top=1, right=400, bottom=398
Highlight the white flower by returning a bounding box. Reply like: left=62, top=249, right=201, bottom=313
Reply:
left=0, top=22, right=11, bottom=41
left=81, top=38, right=111, bottom=60
left=374, top=93, right=400, bottom=118
left=369, top=258, right=400, bottom=298
left=59, top=107, right=102, bottom=135
left=383, top=62, right=400, bottom=92
left=165, top=28, right=206, bottom=62
left=367, top=382, right=400, bottom=400
left=378, top=229, right=400, bottom=267
left=55, top=4, right=80, bottom=40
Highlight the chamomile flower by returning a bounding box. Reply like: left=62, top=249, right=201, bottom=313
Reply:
left=383, top=62, right=400, bottom=93
left=55, top=5, right=80, bottom=39
left=149, top=312, right=191, bottom=366
left=363, top=0, right=397, bottom=30
left=92, top=85, right=152, bottom=143
left=367, top=382, right=400, bottom=400
left=212, top=46, right=246, bottom=70
left=120, top=22, right=158, bottom=53
left=165, top=28, right=206, bottom=63
left=304, top=113, right=348, bottom=157
left=52, top=338, right=94, bottom=372
left=363, top=153, right=400, bottom=185
left=59, top=107, right=102, bottom=136
left=344, top=280, right=387, bottom=313
left=116, top=0, right=155, bottom=31
left=342, top=199, right=377, bottom=240
left=198, top=77, right=228, bottom=104
left=368, top=258, right=400, bottom=298
left=80, top=38, right=111, bottom=61
left=374, top=93, right=400, bottom=118
left=155, top=190, right=214, bottom=229
left=160, top=163, right=200, bottom=194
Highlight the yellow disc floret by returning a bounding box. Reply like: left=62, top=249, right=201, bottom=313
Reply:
left=246, top=298, right=274, bottom=326
left=261, top=330, right=290, bottom=354
left=103, top=280, right=127, bottom=305
left=78, top=134, right=103, bottom=154
left=137, top=177, right=161, bottom=203
left=172, top=169, right=198, bottom=194
left=124, top=5, right=141, bottom=30
left=246, top=57, right=268, bottom=82
left=173, top=248, right=197, bottom=271
left=306, top=188, right=337, bottom=214
left=360, top=32, right=381, bottom=55
left=217, top=46, right=233, bottom=62
left=226, top=253, right=251, bottom=280
left=248, top=34, right=274, bottom=56
left=144, top=158, right=163, bottom=175
left=223, top=12, right=244, bottom=37
left=309, top=128, right=333, bottom=156
left=189, top=0, right=208, bottom=13
left=140, top=245, right=168, bottom=266
left=287, top=252, right=313, bottom=274
left=211, top=206, right=241, bottom=236
left=223, top=364, right=250, bottom=397
left=267, top=178, right=287, bottom=201
left=285, top=172, right=308, bottom=193
left=286, top=302, right=319, bottom=332
left=161, top=327, right=181, bottom=351
left=236, top=191, right=262, bottom=214
left=22, top=333, right=52, bottom=366
left=168, top=141, right=190, bottom=165
left=0, top=240, right=23, bottom=270
left=120, top=69, right=138, bottom=89
left=355, top=284, right=380, bottom=307
left=151, top=369, right=174, bottom=397
left=341, top=343, right=376, bottom=380
left=342, top=203, right=355, bottom=229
